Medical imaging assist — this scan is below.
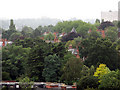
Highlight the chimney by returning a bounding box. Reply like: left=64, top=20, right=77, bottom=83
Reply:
left=101, top=30, right=105, bottom=38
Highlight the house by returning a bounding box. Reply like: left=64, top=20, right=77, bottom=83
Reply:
left=59, top=33, right=67, bottom=37
left=43, top=32, right=49, bottom=35
left=61, top=27, right=81, bottom=42
left=0, top=39, right=13, bottom=47
left=68, top=44, right=80, bottom=58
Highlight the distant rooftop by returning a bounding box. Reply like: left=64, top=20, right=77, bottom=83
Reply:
left=71, top=27, right=77, bottom=33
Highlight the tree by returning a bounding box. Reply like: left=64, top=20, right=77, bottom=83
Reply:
left=2, top=45, right=30, bottom=80
left=81, top=65, right=90, bottom=77
left=81, top=65, right=95, bottom=77
left=116, top=40, right=120, bottom=69
left=95, top=19, right=100, bottom=23
left=112, top=20, right=118, bottom=27
left=42, top=54, right=61, bottom=82
left=53, top=21, right=72, bottom=33
left=84, top=38, right=118, bottom=70
left=79, top=37, right=96, bottom=60
left=88, top=30, right=101, bottom=39
left=9, top=32, right=22, bottom=41
left=89, top=65, right=95, bottom=76
left=98, top=21, right=114, bottom=30
left=27, top=42, right=49, bottom=81
left=42, top=25, right=54, bottom=33
left=26, top=40, right=67, bottom=82
left=65, top=40, right=76, bottom=48
left=3, top=30, right=17, bottom=40
left=19, top=76, right=33, bottom=89
left=21, top=26, right=33, bottom=37
left=94, top=64, right=111, bottom=82
left=44, top=32, right=55, bottom=41
left=51, top=42, right=67, bottom=58
left=61, top=57, right=83, bottom=84
left=98, top=70, right=120, bottom=89
left=65, top=37, right=82, bottom=48
left=63, top=52, right=76, bottom=64
left=53, top=20, right=97, bottom=37
left=77, top=76, right=99, bottom=90
left=77, top=65, right=97, bottom=90
left=32, top=26, right=42, bottom=38
left=9, top=19, right=16, bottom=31
left=102, top=19, right=104, bottom=23
left=2, top=19, right=17, bottom=40
left=14, top=37, right=46, bottom=48
left=105, top=26, right=118, bottom=42
left=76, top=23, right=97, bottom=38
left=74, top=37, right=82, bottom=45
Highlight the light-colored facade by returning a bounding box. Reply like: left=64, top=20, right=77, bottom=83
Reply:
left=118, top=1, right=120, bottom=21
left=101, top=11, right=118, bottom=22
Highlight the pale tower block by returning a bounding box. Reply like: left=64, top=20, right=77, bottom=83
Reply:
left=118, top=1, right=120, bottom=39
left=118, top=1, right=120, bottom=21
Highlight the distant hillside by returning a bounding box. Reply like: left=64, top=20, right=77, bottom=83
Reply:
left=0, top=18, right=61, bottom=30
left=0, top=18, right=95, bottom=31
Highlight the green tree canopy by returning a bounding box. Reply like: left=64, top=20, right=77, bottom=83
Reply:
left=105, top=26, right=118, bottom=42
left=21, top=26, right=33, bottom=37
left=9, top=32, right=22, bottom=41
left=42, top=54, right=61, bottom=82
left=31, top=26, right=42, bottom=38
left=77, top=76, right=99, bottom=90
left=53, top=20, right=97, bottom=38
left=88, top=30, right=101, bottom=39
left=83, top=38, right=118, bottom=70
left=61, top=57, right=83, bottom=84
left=2, top=45, right=30, bottom=80
left=98, top=70, right=120, bottom=89
left=44, top=32, right=55, bottom=41
left=27, top=43, right=49, bottom=81
left=94, top=64, right=111, bottom=81
left=9, top=19, right=16, bottom=31
left=95, top=19, right=100, bottom=23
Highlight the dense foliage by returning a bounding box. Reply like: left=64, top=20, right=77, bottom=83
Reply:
left=1, top=19, right=120, bottom=89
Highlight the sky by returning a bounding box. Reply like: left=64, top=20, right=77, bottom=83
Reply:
left=0, top=0, right=120, bottom=20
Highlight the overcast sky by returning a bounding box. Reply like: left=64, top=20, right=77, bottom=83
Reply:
left=0, top=0, right=120, bottom=20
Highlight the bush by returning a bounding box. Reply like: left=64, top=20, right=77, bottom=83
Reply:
left=77, top=76, right=99, bottom=90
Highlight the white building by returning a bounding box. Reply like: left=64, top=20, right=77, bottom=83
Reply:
left=118, top=1, right=120, bottom=21
left=101, top=11, right=118, bottom=22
